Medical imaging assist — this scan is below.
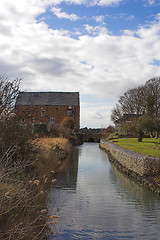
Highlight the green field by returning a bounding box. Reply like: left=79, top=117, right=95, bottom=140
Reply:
left=112, top=138, right=160, bottom=158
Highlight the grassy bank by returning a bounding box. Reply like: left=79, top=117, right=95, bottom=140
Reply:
left=0, top=137, right=71, bottom=240
left=33, top=137, right=72, bottom=179
left=111, top=138, right=160, bottom=158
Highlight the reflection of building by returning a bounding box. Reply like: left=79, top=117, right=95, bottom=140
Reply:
left=15, top=92, right=80, bottom=132
left=56, top=147, right=79, bottom=190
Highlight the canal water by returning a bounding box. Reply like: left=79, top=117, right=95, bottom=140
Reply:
left=48, top=143, right=160, bottom=240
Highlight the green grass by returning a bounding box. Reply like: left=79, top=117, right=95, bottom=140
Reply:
left=112, top=138, right=160, bottom=158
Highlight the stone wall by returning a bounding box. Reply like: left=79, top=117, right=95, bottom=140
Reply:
left=81, top=133, right=101, bottom=142
left=100, top=139, right=160, bottom=177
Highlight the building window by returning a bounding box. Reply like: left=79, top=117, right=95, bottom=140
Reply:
left=27, top=110, right=31, bottom=116
left=21, top=118, right=25, bottom=123
left=41, top=110, right=45, bottom=117
left=67, top=110, right=72, bottom=116
left=67, top=106, right=73, bottom=116
left=30, top=118, right=34, bottom=124
left=50, top=118, right=55, bottom=123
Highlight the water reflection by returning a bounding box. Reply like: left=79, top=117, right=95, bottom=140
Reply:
left=55, top=147, right=79, bottom=190
left=110, top=162, right=160, bottom=204
left=48, top=143, right=160, bottom=240
left=110, top=163, right=160, bottom=225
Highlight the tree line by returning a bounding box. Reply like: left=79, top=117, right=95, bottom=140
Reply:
left=111, top=76, right=160, bottom=140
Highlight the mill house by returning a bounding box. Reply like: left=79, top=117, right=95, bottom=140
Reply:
left=15, top=92, right=80, bottom=133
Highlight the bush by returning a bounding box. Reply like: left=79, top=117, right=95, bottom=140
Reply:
left=0, top=76, right=53, bottom=239
left=0, top=116, right=48, bottom=240
left=0, top=179, right=47, bottom=240
left=0, top=116, right=35, bottom=171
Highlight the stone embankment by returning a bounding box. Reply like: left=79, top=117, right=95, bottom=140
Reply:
left=99, top=139, right=160, bottom=194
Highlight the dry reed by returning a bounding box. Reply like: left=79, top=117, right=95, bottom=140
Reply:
left=0, top=137, right=71, bottom=240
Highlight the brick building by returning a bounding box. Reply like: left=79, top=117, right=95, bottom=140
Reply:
left=15, top=92, right=80, bottom=132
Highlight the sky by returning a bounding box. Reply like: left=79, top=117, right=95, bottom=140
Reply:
left=0, top=0, right=160, bottom=128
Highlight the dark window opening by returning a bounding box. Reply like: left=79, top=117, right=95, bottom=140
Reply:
left=67, top=110, right=72, bottom=116
left=51, top=118, right=55, bottom=123
left=30, top=118, right=34, bottom=124
left=21, top=118, right=25, bottom=123
left=88, top=138, right=95, bottom=142
left=41, top=110, right=45, bottom=117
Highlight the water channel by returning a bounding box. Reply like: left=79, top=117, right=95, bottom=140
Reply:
left=48, top=143, right=160, bottom=240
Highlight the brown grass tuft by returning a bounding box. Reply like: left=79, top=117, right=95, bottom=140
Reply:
left=0, top=137, right=71, bottom=240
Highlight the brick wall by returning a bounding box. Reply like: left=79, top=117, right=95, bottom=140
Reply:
left=15, top=105, right=80, bottom=130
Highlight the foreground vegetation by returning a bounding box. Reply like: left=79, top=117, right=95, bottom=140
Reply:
left=1, top=137, right=71, bottom=239
left=111, top=138, right=160, bottom=158
left=0, top=137, right=71, bottom=240
left=0, top=75, right=81, bottom=239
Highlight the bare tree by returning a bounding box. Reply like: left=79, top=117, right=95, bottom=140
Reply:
left=111, top=76, right=160, bottom=138
left=144, top=76, right=160, bottom=136
left=118, top=85, right=146, bottom=115
left=145, top=77, right=160, bottom=117
left=0, top=75, right=20, bottom=117
left=111, top=85, right=146, bottom=124
left=111, top=103, right=123, bottom=122
left=0, top=75, right=34, bottom=169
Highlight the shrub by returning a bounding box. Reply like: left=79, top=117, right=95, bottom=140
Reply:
left=0, top=116, right=35, bottom=171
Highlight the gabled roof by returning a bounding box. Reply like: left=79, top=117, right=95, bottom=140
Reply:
left=16, top=92, right=79, bottom=106
left=114, top=114, right=142, bottom=124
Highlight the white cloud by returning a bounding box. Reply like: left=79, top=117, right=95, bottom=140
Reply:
left=155, top=13, right=160, bottom=21
left=84, top=24, right=108, bottom=35
left=145, top=0, right=160, bottom=5
left=93, top=15, right=105, bottom=23
left=96, top=0, right=123, bottom=6
left=51, top=0, right=124, bottom=6
left=126, top=14, right=134, bottom=21
left=0, top=0, right=47, bottom=24
left=50, top=7, right=80, bottom=21
left=146, top=0, right=155, bottom=4
left=80, top=102, right=113, bottom=127
left=0, top=0, right=160, bottom=127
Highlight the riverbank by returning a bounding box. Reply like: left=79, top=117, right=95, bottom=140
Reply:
left=0, top=137, right=72, bottom=240
left=112, top=138, right=160, bottom=158
left=99, top=139, right=160, bottom=195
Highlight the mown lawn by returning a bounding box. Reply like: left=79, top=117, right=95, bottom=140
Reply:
left=112, top=138, right=160, bottom=158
